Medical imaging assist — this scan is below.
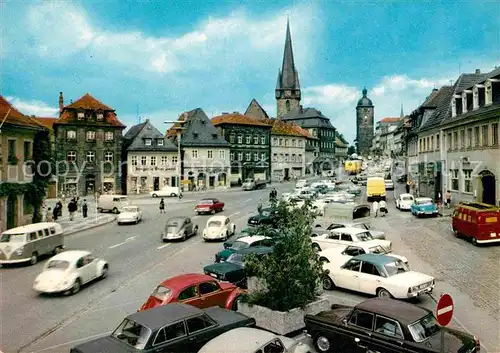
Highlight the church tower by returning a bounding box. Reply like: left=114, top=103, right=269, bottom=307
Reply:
left=276, top=19, right=301, bottom=119
left=355, top=88, right=374, bottom=155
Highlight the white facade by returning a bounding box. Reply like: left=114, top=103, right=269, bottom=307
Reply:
left=127, top=151, right=178, bottom=194
left=183, top=147, right=231, bottom=189
left=270, top=134, right=306, bottom=180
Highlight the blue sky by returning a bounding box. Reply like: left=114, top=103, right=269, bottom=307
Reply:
left=2, top=0, right=499, bottom=143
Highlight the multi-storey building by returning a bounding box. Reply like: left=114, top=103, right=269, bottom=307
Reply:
left=371, top=118, right=403, bottom=157
left=123, top=119, right=178, bottom=194
left=0, top=95, right=43, bottom=231
left=335, top=135, right=349, bottom=160
left=53, top=92, right=126, bottom=196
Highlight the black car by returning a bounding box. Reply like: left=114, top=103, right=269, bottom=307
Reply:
left=70, top=303, right=255, bottom=353
left=304, top=298, right=480, bottom=353
left=203, top=246, right=273, bottom=288
left=247, top=207, right=278, bottom=227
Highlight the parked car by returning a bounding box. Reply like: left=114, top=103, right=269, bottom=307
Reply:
left=451, top=202, right=500, bottom=245
left=322, top=254, right=434, bottom=299
left=311, top=227, right=391, bottom=252
left=395, top=193, right=414, bottom=211
left=117, top=205, right=143, bottom=225
left=70, top=303, right=256, bottom=353
left=297, top=189, right=316, bottom=200
left=202, top=216, right=236, bottom=241
left=150, top=186, right=181, bottom=197
left=223, top=228, right=279, bottom=249
left=411, top=197, right=438, bottom=217
left=97, top=194, right=130, bottom=213
left=304, top=297, right=480, bottom=353
left=162, top=217, right=198, bottom=242
left=215, top=235, right=274, bottom=262
left=313, top=220, right=385, bottom=240
left=247, top=207, right=278, bottom=227
left=198, top=327, right=314, bottom=353
left=195, top=198, right=224, bottom=215
left=33, top=250, right=108, bottom=295
left=384, top=179, right=395, bottom=190
left=242, top=178, right=267, bottom=191
left=139, top=273, right=244, bottom=312
left=318, top=245, right=408, bottom=265
left=204, top=246, right=273, bottom=288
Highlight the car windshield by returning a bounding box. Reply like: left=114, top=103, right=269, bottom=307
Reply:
left=231, top=241, right=250, bottom=250
left=383, top=260, right=410, bottom=276
left=357, top=232, right=373, bottom=241
left=369, top=245, right=388, bottom=254
left=122, top=206, right=138, bottom=212
left=151, top=285, right=172, bottom=301
left=408, top=314, right=440, bottom=342
left=208, top=220, right=222, bottom=227
left=402, top=196, right=413, bottom=201
left=112, top=319, right=151, bottom=349
left=417, top=199, right=433, bottom=205
left=46, top=260, right=70, bottom=270
left=166, top=221, right=179, bottom=229
left=0, top=233, right=26, bottom=243
left=227, top=253, right=245, bottom=266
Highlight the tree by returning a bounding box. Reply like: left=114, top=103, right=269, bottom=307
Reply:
left=347, top=145, right=356, bottom=155
left=244, top=199, right=324, bottom=312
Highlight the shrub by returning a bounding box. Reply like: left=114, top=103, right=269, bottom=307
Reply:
left=244, top=198, right=324, bottom=312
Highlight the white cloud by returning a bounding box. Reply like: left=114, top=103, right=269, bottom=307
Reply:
left=5, top=96, right=59, bottom=117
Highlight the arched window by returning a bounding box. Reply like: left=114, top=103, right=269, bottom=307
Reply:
left=285, top=100, right=290, bottom=111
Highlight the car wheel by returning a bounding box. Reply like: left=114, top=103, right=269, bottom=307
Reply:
left=231, top=296, right=241, bottom=310
left=211, top=209, right=216, bottom=214
left=152, top=193, right=158, bottom=198
left=183, top=232, right=187, bottom=241
left=232, top=225, right=236, bottom=235
left=314, top=335, right=331, bottom=353
left=100, top=265, right=108, bottom=279
left=170, top=193, right=176, bottom=197
left=377, top=288, right=393, bottom=298
left=112, top=207, right=119, bottom=214
left=70, top=278, right=81, bottom=295
left=30, top=252, right=38, bottom=265
left=472, top=237, right=478, bottom=246
left=452, top=227, right=461, bottom=238
left=53, top=246, right=63, bottom=255
left=312, top=243, right=321, bottom=252
left=97, top=207, right=102, bottom=213
left=322, top=275, right=335, bottom=290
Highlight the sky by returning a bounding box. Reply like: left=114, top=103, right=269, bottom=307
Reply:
left=2, top=0, right=499, bottom=143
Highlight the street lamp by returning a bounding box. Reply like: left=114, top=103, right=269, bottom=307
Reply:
left=164, top=120, right=186, bottom=190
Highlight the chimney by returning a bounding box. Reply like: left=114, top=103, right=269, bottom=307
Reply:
left=233, top=111, right=239, bottom=114
left=475, top=69, right=481, bottom=74
left=59, top=92, right=64, bottom=112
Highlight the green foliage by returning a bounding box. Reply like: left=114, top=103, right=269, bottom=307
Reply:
left=243, top=199, right=324, bottom=312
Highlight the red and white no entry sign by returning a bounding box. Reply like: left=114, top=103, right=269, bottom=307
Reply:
left=436, top=293, right=454, bottom=326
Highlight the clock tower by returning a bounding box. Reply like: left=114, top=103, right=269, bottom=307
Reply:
left=355, top=88, right=374, bottom=156
left=276, top=19, right=301, bottom=119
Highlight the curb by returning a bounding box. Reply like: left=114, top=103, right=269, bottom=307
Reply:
left=63, top=216, right=116, bottom=236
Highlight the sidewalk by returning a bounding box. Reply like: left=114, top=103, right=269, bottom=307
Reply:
left=57, top=213, right=116, bottom=236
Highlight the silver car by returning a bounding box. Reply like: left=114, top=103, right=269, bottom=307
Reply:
left=312, top=220, right=385, bottom=240
left=162, top=216, right=198, bottom=242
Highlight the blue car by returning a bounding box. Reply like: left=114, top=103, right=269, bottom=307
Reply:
left=411, top=197, right=438, bottom=217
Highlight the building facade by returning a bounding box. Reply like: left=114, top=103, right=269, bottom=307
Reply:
left=0, top=95, right=42, bottom=232
left=372, top=118, right=403, bottom=157
left=123, top=119, right=178, bottom=194
left=53, top=93, right=126, bottom=196
left=211, top=112, right=271, bottom=184
left=335, top=136, right=348, bottom=160
left=356, top=88, right=374, bottom=155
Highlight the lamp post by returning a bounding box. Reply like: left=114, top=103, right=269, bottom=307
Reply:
left=164, top=120, right=185, bottom=190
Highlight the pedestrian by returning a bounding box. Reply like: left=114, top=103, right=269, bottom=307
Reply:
left=159, top=198, right=165, bottom=213
left=257, top=200, right=263, bottom=214
left=445, top=190, right=452, bottom=209
left=405, top=180, right=411, bottom=193
left=46, top=207, right=53, bottom=222
left=68, top=198, right=77, bottom=221
left=379, top=200, right=388, bottom=217
left=41, top=204, right=48, bottom=222
left=82, top=199, right=88, bottom=218
left=52, top=204, right=59, bottom=221
left=372, top=201, right=379, bottom=218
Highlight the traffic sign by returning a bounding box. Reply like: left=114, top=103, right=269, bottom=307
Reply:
left=436, top=293, right=454, bottom=326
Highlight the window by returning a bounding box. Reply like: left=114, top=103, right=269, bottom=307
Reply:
left=430, top=136, right=434, bottom=151
left=86, top=131, right=95, bottom=141
left=77, top=112, right=84, bottom=120
left=23, top=141, right=32, bottom=160
left=492, top=123, right=499, bottom=145
left=466, top=128, right=473, bottom=148
left=375, top=316, right=403, bottom=339
left=219, top=150, right=225, bottom=159
left=285, top=154, right=289, bottom=162
left=273, top=137, right=278, bottom=146
left=230, top=152, right=235, bottom=160
left=158, top=139, right=164, bottom=146
left=344, top=259, right=361, bottom=271
left=229, top=134, right=235, bottom=143
left=154, top=322, right=186, bottom=345
left=284, top=139, right=288, bottom=147
left=340, top=233, right=352, bottom=241
left=246, top=136, right=251, bottom=144
left=161, top=156, right=168, bottom=165
left=273, top=153, right=278, bottom=162
left=237, top=135, right=242, bottom=144
left=97, top=113, right=103, bottom=121
left=459, top=130, right=465, bottom=149
left=481, top=125, right=489, bottom=146
left=246, top=152, right=251, bottom=161
left=141, top=156, right=147, bottom=166
left=343, top=246, right=364, bottom=256
left=150, top=156, right=156, bottom=166
left=261, top=152, right=266, bottom=161
left=279, top=138, right=283, bottom=146
left=186, top=315, right=215, bottom=334
left=360, top=262, right=381, bottom=276
left=349, top=311, right=374, bottom=330
left=463, top=169, right=472, bottom=193
left=453, top=131, right=458, bottom=150
left=145, top=138, right=152, bottom=146
left=131, top=156, right=138, bottom=166
left=207, top=150, right=213, bottom=159
left=104, top=152, right=113, bottom=162
left=253, top=135, right=258, bottom=144
left=446, top=133, right=452, bottom=151
left=86, top=151, right=95, bottom=163
left=254, top=152, right=258, bottom=161
left=172, top=155, right=178, bottom=164
left=178, top=286, right=198, bottom=301
left=238, top=152, right=243, bottom=161
left=263, top=340, right=285, bottom=353
left=292, top=139, right=296, bottom=147
left=104, top=131, right=113, bottom=141
left=192, top=150, right=198, bottom=159
left=260, top=136, right=265, bottom=144
left=436, top=134, right=440, bottom=150
left=298, top=154, right=302, bottom=162
left=451, top=169, right=459, bottom=191
left=67, top=130, right=76, bottom=140
left=291, top=154, right=295, bottom=162
left=199, top=282, right=219, bottom=295
left=474, top=126, right=480, bottom=146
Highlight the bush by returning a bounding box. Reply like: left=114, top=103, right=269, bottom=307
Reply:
left=244, top=199, right=324, bottom=312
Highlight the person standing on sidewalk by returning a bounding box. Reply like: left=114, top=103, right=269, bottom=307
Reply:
left=406, top=180, right=411, bottom=193
left=82, top=199, right=88, bottom=218
left=445, top=190, right=452, bottom=208
left=46, top=207, right=53, bottom=222
left=68, top=198, right=77, bottom=221
left=159, top=198, right=165, bottom=213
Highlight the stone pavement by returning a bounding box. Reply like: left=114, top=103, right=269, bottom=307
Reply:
left=57, top=213, right=116, bottom=236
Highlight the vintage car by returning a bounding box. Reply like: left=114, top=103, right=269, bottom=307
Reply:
left=139, top=273, right=244, bottom=312
left=162, top=216, right=198, bottom=242
left=396, top=193, right=415, bottom=211
left=304, top=298, right=480, bottom=353
left=202, top=216, right=236, bottom=241
left=223, top=228, right=279, bottom=249
left=117, top=205, right=143, bottom=225
left=215, top=235, right=274, bottom=262
left=204, top=246, right=273, bottom=288
left=33, top=250, right=108, bottom=295
left=313, top=220, right=385, bottom=239
left=195, top=198, right=225, bottom=215
left=247, top=207, right=279, bottom=227
left=318, top=245, right=408, bottom=265
left=322, top=254, right=434, bottom=299
left=70, top=303, right=256, bottom=353
left=384, top=179, right=395, bottom=190
left=311, top=227, right=391, bottom=252
left=150, top=186, right=181, bottom=198
left=411, top=197, right=438, bottom=217
left=198, top=327, right=314, bottom=353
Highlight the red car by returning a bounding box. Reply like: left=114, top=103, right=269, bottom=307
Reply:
left=195, top=198, right=224, bottom=215
left=138, top=273, right=243, bottom=312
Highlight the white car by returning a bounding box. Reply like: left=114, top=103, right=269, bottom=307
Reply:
left=150, top=186, right=181, bottom=198
left=322, top=254, right=434, bottom=299
left=117, top=205, right=142, bottom=225
left=311, top=227, right=391, bottom=252
left=384, top=180, right=395, bottom=190
left=396, top=193, right=415, bottom=211
left=318, top=245, right=408, bottom=265
left=295, top=179, right=308, bottom=189
left=202, top=215, right=236, bottom=241
left=33, top=250, right=108, bottom=295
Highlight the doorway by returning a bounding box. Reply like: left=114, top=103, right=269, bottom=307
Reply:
left=85, top=177, right=95, bottom=196
left=6, top=195, right=18, bottom=229
left=481, top=170, right=496, bottom=205
left=153, top=177, right=160, bottom=191
left=434, top=171, right=442, bottom=202
left=209, top=176, right=215, bottom=188
left=284, top=168, right=290, bottom=181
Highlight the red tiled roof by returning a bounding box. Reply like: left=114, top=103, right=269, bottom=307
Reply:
left=55, top=109, right=125, bottom=127
left=267, top=119, right=305, bottom=137
left=380, top=117, right=402, bottom=123
left=294, top=124, right=314, bottom=139
left=65, top=93, right=113, bottom=110
left=211, top=113, right=270, bottom=127
left=0, top=95, right=44, bottom=129
left=33, top=117, right=58, bottom=130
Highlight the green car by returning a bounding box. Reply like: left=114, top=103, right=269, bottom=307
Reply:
left=204, top=246, right=273, bottom=288
left=215, top=235, right=275, bottom=262
left=247, top=207, right=279, bottom=227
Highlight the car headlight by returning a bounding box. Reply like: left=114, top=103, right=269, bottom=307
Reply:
left=16, top=246, right=24, bottom=255
left=410, top=286, right=418, bottom=292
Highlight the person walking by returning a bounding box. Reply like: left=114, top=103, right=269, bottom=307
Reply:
left=159, top=198, right=165, bottom=213
left=379, top=200, right=388, bottom=217
left=406, top=180, right=411, bottom=193
left=82, top=199, right=88, bottom=218
left=257, top=200, right=263, bottom=214
left=41, top=204, right=48, bottom=222
left=46, top=207, right=53, bottom=222
left=445, top=190, right=452, bottom=209
left=68, top=198, right=77, bottom=221
left=372, top=201, right=379, bottom=218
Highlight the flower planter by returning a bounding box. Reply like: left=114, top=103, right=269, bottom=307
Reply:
left=238, top=298, right=330, bottom=335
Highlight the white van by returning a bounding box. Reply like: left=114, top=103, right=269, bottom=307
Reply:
left=97, top=195, right=130, bottom=213
left=150, top=186, right=181, bottom=197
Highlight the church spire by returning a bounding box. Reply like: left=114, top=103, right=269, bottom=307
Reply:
left=278, top=18, right=299, bottom=90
